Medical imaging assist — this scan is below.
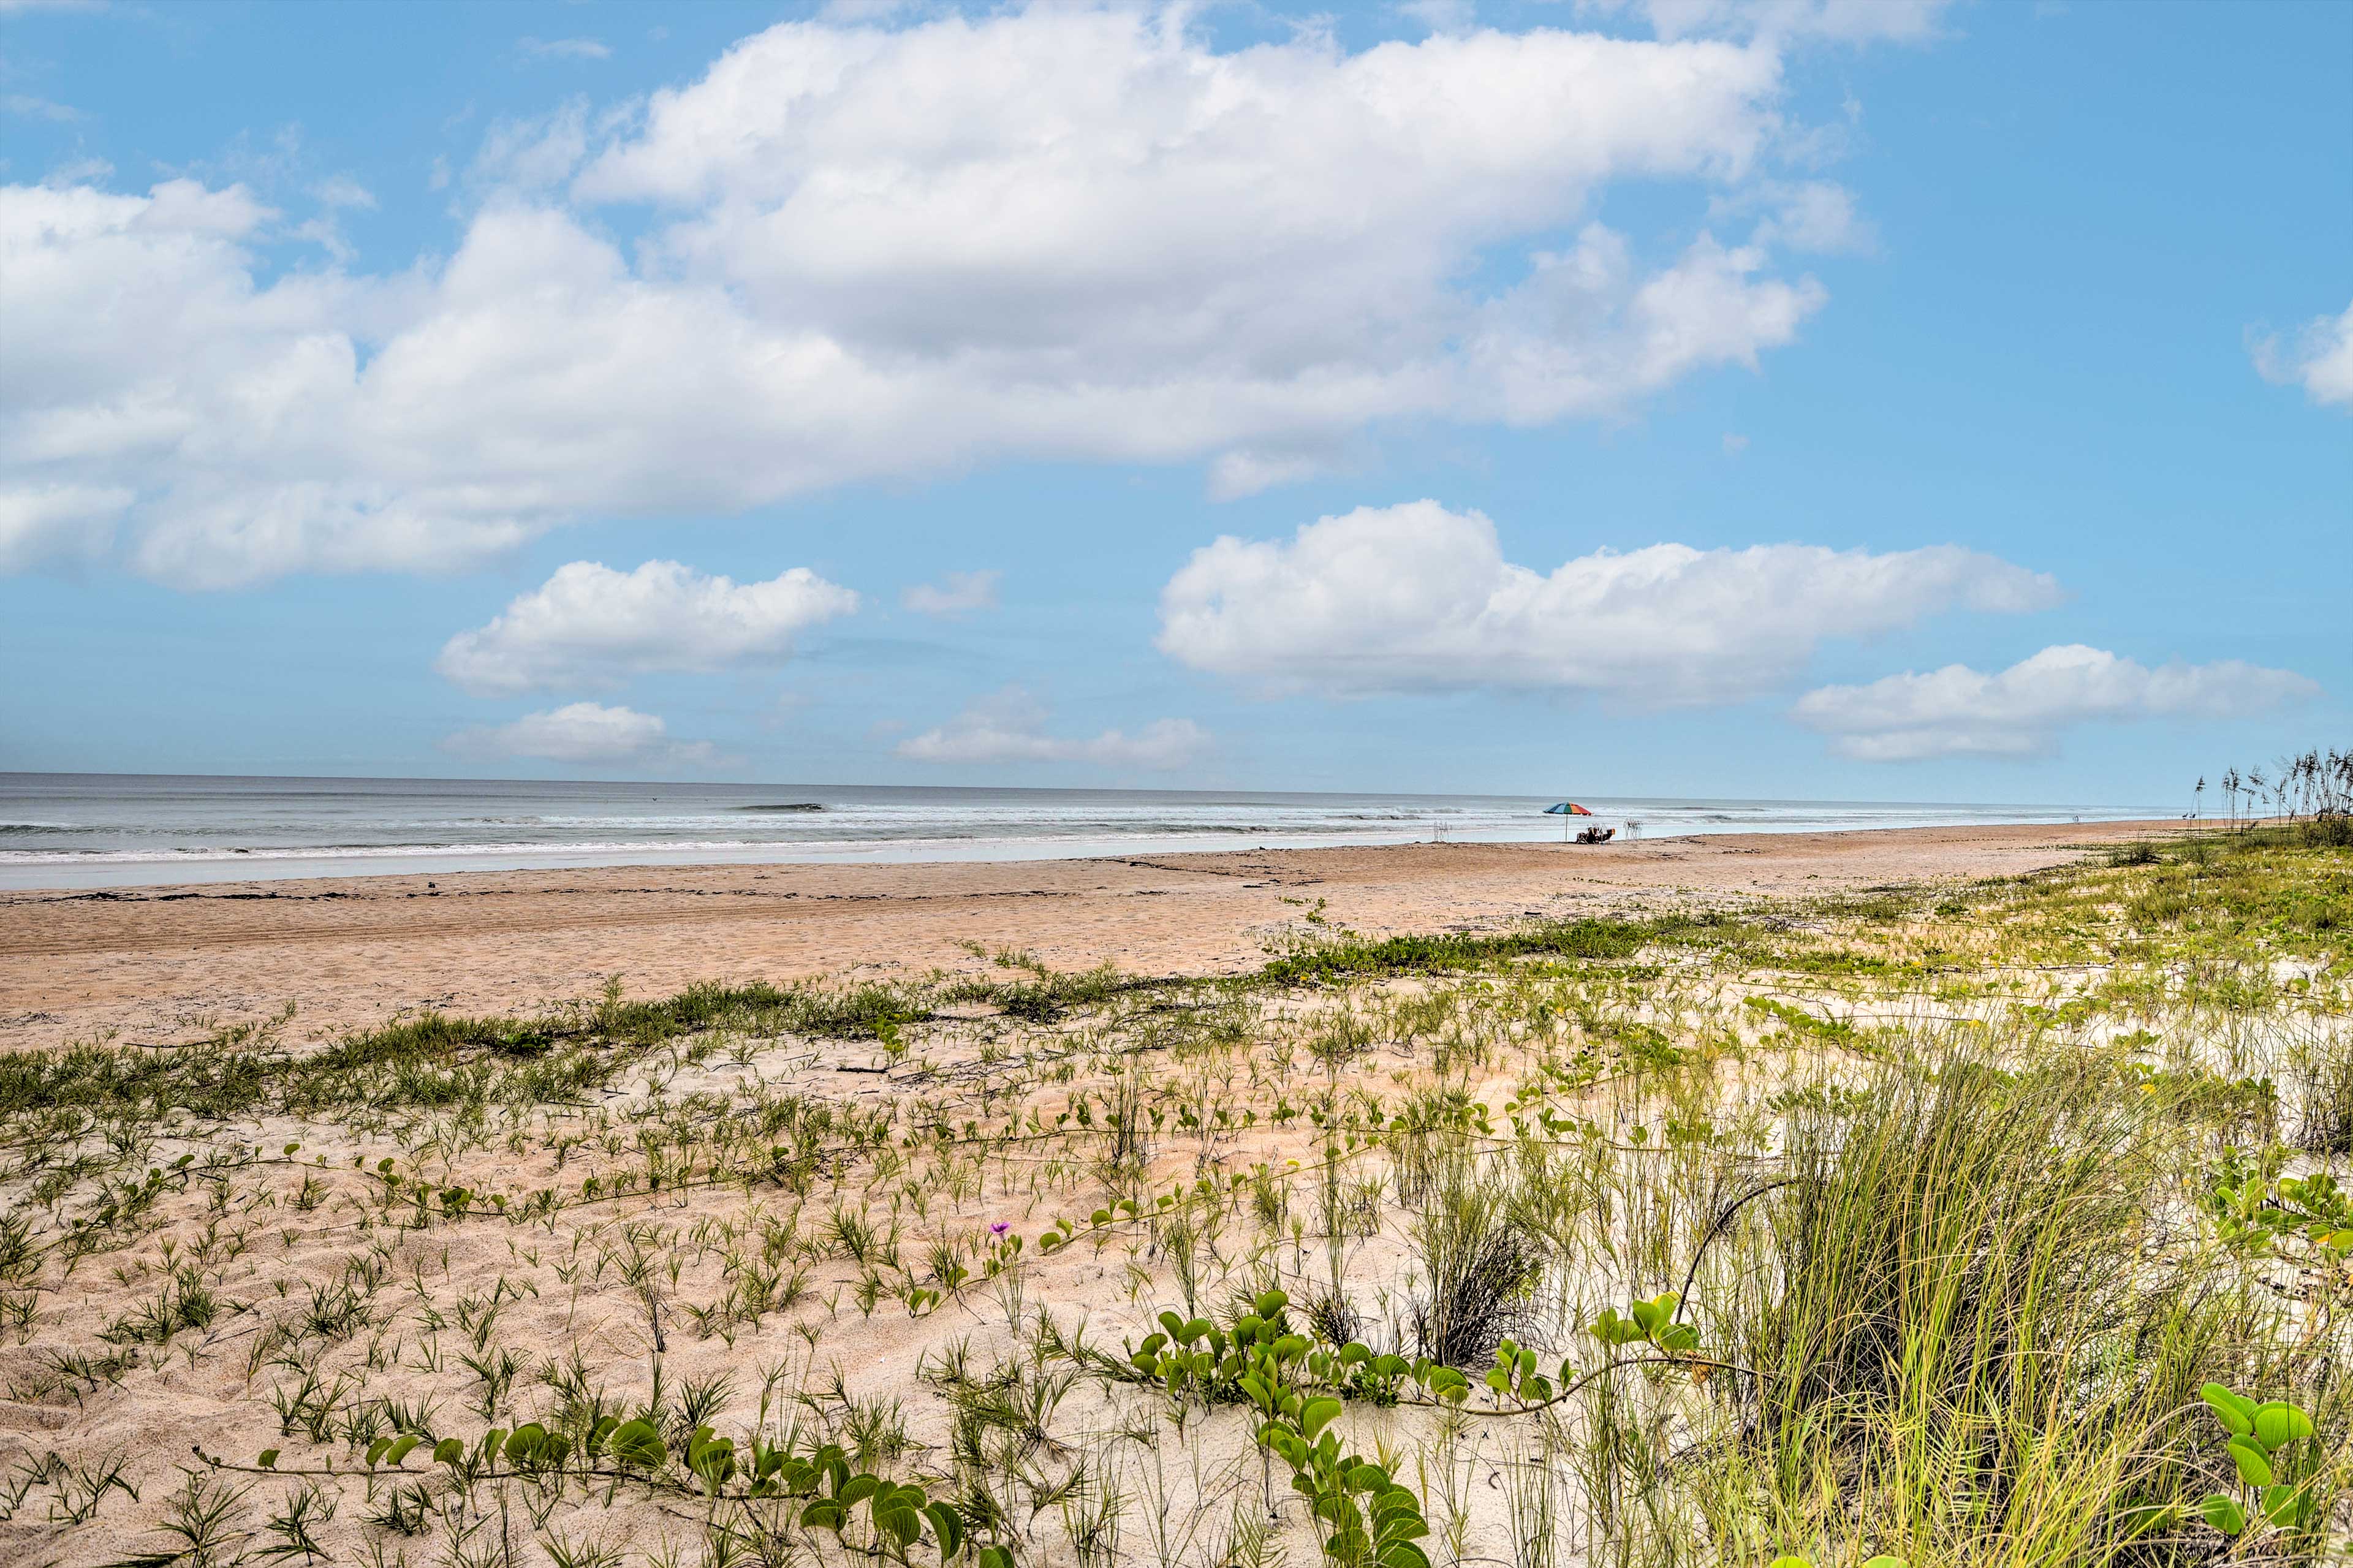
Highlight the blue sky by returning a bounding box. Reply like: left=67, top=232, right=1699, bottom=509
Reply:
left=2, top=0, right=2346, bottom=806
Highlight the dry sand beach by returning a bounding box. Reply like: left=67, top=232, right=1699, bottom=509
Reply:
left=1, top=810, right=2346, bottom=1566
left=1, top=820, right=2175, bottom=1054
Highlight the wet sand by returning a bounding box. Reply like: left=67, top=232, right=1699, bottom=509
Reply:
left=0, top=819, right=2178, bottom=1053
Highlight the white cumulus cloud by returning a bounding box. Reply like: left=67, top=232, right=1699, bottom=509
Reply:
left=2251, top=301, right=2353, bottom=411
left=1792, top=644, right=2321, bottom=761
left=1715, top=179, right=1877, bottom=254
left=901, top=570, right=1001, bottom=616
left=0, top=7, right=1852, bottom=586
left=436, top=559, right=858, bottom=695
left=1589, top=0, right=1954, bottom=44
left=1208, top=450, right=1335, bottom=503
left=1157, top=500, right=2059, bottom=703
left=440, top=702, right=721, bottom=768
left=897, top=688, right=1210, bottom=772
left=0, top=482, right=131, bottom=570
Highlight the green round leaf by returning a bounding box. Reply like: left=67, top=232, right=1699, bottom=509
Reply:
left=2228, top=1436, right=2274, bottom=1488
left=2196, top=1491, right=2248, bottom=1536
left=924, top=1501, right=964, bottom=1561
left=2252, top=1400, right=2314, bottom=1450
left=610, top=1419, right=665, bottom=1470
left=506, top=1423, right=548, bottom=1464
left=2200, top=1383, right=2256, bottom=1437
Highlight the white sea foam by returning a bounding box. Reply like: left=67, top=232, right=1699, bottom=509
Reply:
left=0, top=774, right=2154, bottom=890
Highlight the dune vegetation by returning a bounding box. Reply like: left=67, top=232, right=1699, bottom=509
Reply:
left=2, top=811, right=2349, bottom=1566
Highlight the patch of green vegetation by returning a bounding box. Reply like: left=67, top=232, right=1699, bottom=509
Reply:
left=0, top=1040, right=275, bottom=1123
left=1743, top=996, right=1859, bottom=1044
left=2115, top=842, right=2352, bottom=957
left=1776, top=948, right=1921, bottom=979
left=941, top=961, right=1139, bottom=1021
left=1255, top=916, right=1653, bottom=985
left=1814, top=888, right=1921, bottom=922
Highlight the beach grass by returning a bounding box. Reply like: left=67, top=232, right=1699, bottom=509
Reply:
left=1, top=822, right=2349, bottom=1566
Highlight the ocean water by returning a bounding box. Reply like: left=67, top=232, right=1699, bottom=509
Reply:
left=0, top=774, right=2152, bottom=890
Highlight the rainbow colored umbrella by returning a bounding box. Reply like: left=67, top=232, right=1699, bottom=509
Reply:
left=1544, top=802, right=1595, bottom=816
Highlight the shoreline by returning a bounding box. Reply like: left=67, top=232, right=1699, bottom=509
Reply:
left=0, top=803, right=2159, bottom=893
left=0, top=817, right=2181, bottom=1055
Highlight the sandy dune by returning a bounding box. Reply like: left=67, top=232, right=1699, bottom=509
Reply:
left=0, top=820, right=2176, bottom=1053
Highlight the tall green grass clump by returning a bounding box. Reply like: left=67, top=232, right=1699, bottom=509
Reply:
left=1408, top=1148, right=1539, bottom=1369
left=1692, top=1040, right=2345, bottom=1563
